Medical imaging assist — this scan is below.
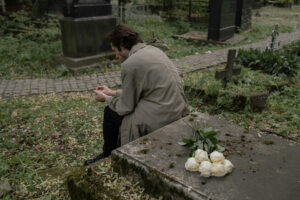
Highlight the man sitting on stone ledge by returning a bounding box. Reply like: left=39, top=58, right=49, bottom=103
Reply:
left=84, top=24, right=189, bottom=166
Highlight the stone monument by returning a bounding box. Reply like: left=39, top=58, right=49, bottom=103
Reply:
left=215, top=49, right=241, bottom=88
left=208, top=0, right=237, bottom=41
left=57, top=0, right=116, bottom=72
left=235, top=0, right=252, bottom=30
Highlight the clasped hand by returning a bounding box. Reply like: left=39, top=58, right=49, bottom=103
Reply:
left=94, top=85, right=116, bottom=102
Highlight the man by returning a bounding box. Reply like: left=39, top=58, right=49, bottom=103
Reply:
left=84, top=24, right=189, bottom=166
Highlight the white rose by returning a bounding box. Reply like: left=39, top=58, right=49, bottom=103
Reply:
left=224, top=159, right=234, bottom=173
left=194, top=149, right=208, bottom=163
left=210, top=151, right=225, bottom=163
left=199, top=161, right=212, bottom=177
left=185, top=157, right=199, bottom=172
left=211, top=163, right=226, bottom=177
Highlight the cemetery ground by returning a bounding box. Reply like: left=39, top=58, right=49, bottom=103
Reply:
left=0, top=5, right=300, bottom=200
left=1, top=6, right=300, bottom=79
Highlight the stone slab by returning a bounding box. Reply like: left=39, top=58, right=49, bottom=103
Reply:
left=111, top=113, right=300, bottom=200
left=60, top=16, right=116, bottom=58
left=208, top=0, right=237, bottom=41
left=173, top=31, right=247, bottom=45
left=52, top=52, right=115, bottom=72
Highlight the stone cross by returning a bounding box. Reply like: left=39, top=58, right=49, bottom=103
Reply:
left=268, top=24, right=280, bottom=51
left=215, top=49, right=241, bottom=88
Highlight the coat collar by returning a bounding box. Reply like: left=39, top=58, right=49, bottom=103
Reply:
left=129, top=43, right=146, bottom=57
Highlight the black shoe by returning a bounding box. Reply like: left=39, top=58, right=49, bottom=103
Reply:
left=83, top=153, right=108, bottom=166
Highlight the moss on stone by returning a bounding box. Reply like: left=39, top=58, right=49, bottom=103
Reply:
left=111, top=153, right=194, bottom=200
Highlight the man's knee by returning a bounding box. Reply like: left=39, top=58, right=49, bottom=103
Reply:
left=104, top=106, right=112, bottom=115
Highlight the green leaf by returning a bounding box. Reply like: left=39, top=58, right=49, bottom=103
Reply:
left=178, top=141, right=187, bottom=146
left=216, top=144, right=225, bottom=152
left=209, top=137, right=218, bottom=145
left=203, top=130, right=217, bottom=137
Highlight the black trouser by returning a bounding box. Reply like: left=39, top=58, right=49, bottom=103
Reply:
left=102, top=106, right=123, bottom=156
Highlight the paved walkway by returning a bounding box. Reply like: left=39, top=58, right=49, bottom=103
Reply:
left=1, top=29, right=300, bottom=98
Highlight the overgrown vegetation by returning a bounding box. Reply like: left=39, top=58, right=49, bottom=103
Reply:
left=237, top=47, right=299, bottom=80
left=184, top=41, right=300, bottom=141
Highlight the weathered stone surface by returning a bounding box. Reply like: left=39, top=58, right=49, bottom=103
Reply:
left=52, top=52, right=115, bottom=71
left=112, top=113, right=300, bottom=200
left=235, top=0, right=252, bottom=30
left=64, top=0, right=112, bottom=18
left=208, top=0, right=237, bottom=41
left=65, top=158, right=153, bottom=200
left=249, top=92, right=269, bottom=111
left=60, top=16, right=116, bottom=58
left=173, top=31, right=247, bottom=45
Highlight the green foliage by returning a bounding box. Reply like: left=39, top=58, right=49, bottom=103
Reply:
left=184, top=65, right=300, bottom=140
left=283, top=40, right=300, bottom=57
left=236, top=48, right=299, bottom=79
left=179, top=121, right=225, bottom=156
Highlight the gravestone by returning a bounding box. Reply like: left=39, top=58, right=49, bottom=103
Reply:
left=111, top=113, right=300, bottom=200
left=61, top=0, right=116, bottom=58
left=250, top=92, right=269, bottom=111
left=32, top=0, right=49, bottom=18
left=267, top=24, right=280, bottom=51
left=57, top=0, right=116, bottom=71
left=64, top=0, right=112, bottom=18
left=0, top=0, right=6, bottom=13
left=208, top=0, right=237, bottom=41
left=215, top=49, right=241, bottom=88
left=235, top=0, right=252, bottom=30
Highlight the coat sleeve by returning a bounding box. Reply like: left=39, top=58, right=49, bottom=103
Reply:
left=106, top=66, right=142, bottom=116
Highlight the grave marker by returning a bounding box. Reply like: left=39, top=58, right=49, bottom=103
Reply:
left=267, top=24, right=280, bottom=51
left=208, top=0, right=237, bottom=41
left=235, top=0, right=252, bottom=30
left=215, top=49, right=241, bottom=88
left=56, top=0, right=116, bottom=72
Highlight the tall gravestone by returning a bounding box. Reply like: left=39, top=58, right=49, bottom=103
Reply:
left=235, top=0, right=252, bottom=30
left=60, top=0, right=116, bottom=58
left=208, top=0, right=237, bottom=41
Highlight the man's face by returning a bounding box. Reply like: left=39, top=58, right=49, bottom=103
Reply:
left=111, top=44, right=129, bottom=62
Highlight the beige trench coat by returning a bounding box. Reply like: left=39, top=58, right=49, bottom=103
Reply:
left=107, top=43, right=189, bottom=146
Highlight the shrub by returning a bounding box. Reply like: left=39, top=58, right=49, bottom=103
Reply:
left=236, top=48, right=298, bottom=79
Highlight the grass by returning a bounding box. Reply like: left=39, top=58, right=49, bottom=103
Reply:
left=0, top=93, right=104, bottom=199
left=0, top=5, right=300, bottom=199
left=183, top=52, right=300, bottom=141
left=1, top=6, right=300, bottom=80
left=0, top=93, right=160, bottom=199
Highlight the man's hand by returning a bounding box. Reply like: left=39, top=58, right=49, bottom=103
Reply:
left=94, top=90, right=107, bottom=102
left=96, top=85, right=116, bottom=96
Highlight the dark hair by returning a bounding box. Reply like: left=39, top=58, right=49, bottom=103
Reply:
left=108, top=24, right=143, bottom=51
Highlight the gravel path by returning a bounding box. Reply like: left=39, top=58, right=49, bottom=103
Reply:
left=1, top=29, right=300, bottom=98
